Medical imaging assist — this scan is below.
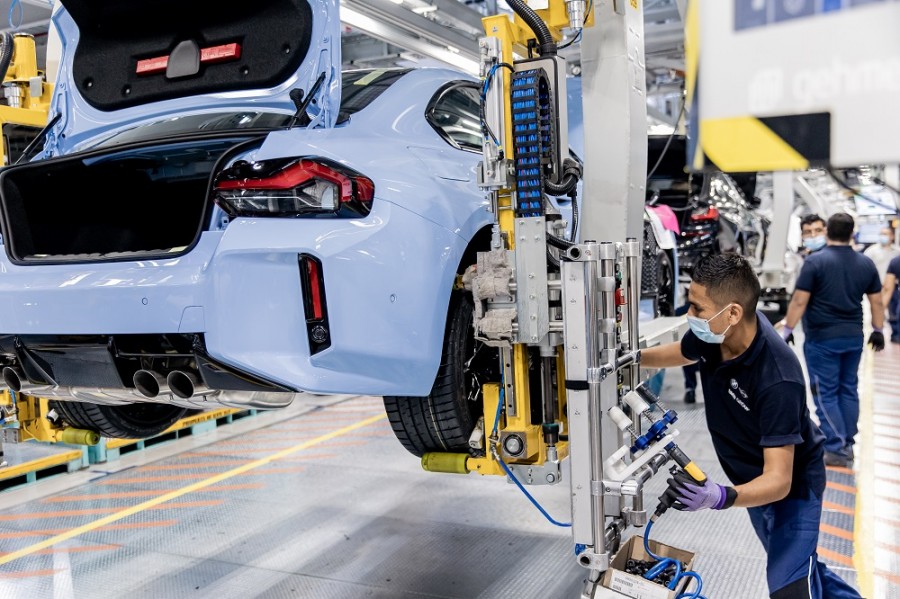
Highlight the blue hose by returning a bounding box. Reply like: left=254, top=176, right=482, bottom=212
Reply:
left=8, top=0, right=23, bottom=30
left=643, top=519, right=707, bottom=599
left=491, top=377, right=571, bottom=527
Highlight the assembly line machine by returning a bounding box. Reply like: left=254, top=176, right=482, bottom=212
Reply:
left=419, top=2, right=703, bottom=596
left=0, top=2, right=702, bottom=597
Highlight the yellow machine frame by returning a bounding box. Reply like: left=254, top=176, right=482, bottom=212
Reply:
left=0, top=33, right=53, bottom=165
left=424, top=4, right=595, bottom=478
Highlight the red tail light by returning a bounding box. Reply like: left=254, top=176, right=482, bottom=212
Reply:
left=305, top=259, right=324, bottom=320
left=690, top=205, right=719, bottom=222
left=299, top=254, right=330, bottom=354
left=214, top=158, right=374, bottom=218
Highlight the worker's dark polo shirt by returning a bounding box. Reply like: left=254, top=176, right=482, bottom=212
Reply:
left=795, top=245, right=881, bottom=341
left=681, top=314, right=826, bottom=499
left=889, top=254, right=900, bottom=281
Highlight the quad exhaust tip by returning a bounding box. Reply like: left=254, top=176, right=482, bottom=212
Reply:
left=2, top=366, right=25, bottom=392
left=133, top=370, right=169, bottom=398
left=167, top=370, right=202, bottom=400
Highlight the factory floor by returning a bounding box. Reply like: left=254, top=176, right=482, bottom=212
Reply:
left=0, top=344, right=897, bottom=598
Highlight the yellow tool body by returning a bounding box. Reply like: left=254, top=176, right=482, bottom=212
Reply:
left=0, top=391, right=99, bottom=446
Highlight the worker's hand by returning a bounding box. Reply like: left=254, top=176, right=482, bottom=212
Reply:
left=868, top=330, right=885, bottom=352
left=780, top=325, right=794, bottom=346
left=662, top=471, right=730, bottom=511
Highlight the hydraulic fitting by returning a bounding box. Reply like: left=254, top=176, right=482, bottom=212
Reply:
left=565, top=0, right=587, bottom=31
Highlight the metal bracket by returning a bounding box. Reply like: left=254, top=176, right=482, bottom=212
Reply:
left=505, top=459, right=563, bottom=485
left=575, top=548, right=610, bottom=571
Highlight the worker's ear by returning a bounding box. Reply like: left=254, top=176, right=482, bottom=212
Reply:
left=728, top=303, right=743, bottom=325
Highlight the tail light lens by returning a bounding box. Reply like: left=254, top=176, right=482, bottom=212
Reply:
left=214, top=158, right=374, bottom=218
left=690, top=205, right=719, bottom=222
left=299, top=254, right=331, bottom=355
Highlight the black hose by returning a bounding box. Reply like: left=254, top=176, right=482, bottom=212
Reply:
left=505, top=0, right=557, bottom=55
left=568, top=188, right=579, bottom=242
left=0, top=32, right=14, bottom=81
left=545, top=172, right=579, bottom=196
left=547, top=232, right=574, bottom=250
left=544, top=158, right=582, bottom=196
left=547, top=248, right=560, bottom=268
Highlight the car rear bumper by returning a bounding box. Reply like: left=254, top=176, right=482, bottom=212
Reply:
left=0, top=201, right=464, bottom=396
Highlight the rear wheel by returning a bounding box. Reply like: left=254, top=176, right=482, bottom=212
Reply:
left=384, top=291, right=498, bottom=457
left=49, top=401, right=187, bottom=439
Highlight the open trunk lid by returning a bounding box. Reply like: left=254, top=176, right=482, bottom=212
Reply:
left=48, top=0, right=340, bottom=149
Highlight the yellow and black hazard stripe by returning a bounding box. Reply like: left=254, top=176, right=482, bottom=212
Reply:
left=685, top=1, right=831, bottom=173
left=699, top=112, right=831, bottom=173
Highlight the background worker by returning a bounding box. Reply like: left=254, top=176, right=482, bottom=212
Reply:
left=863, top=225, right=900, bottom=281
left=884, top=253, right=900, bottom=344
left=641, top=253, right=857, bottom=599
left=799, top=213, right=827, bottom=257
left=780, top=213, right=885, bottom=467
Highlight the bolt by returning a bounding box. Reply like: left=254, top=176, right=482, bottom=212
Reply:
left=529, top=273, right=535, bottom=279
left=546, top=473, right=556, bottom=483
left=530, top=294, right=535, bottom=299
left=531, top=315, right=537, bottom=320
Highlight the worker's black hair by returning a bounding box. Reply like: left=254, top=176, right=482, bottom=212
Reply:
left=827, top=212, right=855, bottom=242
left=691, top=253, right=760, bottom=321
left=800, top=213, right=825, bottom=230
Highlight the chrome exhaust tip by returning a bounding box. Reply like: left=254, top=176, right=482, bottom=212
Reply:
left=133, top=370, right=169, bottom=398
left=2, top=366, right=24, bottom=392
left=167, top=370, right=202, bottom=400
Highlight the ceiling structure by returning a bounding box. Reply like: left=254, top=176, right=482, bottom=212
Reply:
left=0, top=0, right=686, bottom=126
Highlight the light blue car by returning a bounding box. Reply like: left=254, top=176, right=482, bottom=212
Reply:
left=0, top=0, right=508, bottom=451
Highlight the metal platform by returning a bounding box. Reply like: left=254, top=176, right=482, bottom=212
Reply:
left=0, top=343, right=896, bottom=598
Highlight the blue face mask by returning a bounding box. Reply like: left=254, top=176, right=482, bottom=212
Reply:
left=803, top=235, right=826, bottom=252
left=879, top=234, right=891, bottom=246
left=687, top=304, right=734, bottom=344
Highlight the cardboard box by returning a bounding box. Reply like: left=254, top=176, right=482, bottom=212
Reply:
left=597, top=535, right=696, bottom=599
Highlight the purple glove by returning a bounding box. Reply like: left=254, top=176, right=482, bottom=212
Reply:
left=664, top=471, right=731, bottom=511
left=780, top=325, right=794, bottom=345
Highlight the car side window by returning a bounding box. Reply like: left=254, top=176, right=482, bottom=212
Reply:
left=426, top=83, right=483, bottom=153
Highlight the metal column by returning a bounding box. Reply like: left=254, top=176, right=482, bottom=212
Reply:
left=759, top=171, right=795, bottom=290
left=579, top=0, right=647, bottom=244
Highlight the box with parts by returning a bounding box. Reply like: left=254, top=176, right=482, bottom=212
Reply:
left=594, top=535, right=696, bottom=599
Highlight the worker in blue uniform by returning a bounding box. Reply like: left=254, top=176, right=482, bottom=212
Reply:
left=641, top=253, right=860, bottom=599
left=781, top=212, right=885, bottom=467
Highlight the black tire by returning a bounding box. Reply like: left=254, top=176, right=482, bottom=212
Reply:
left=657, top=250, right=676, bottom=317
left=49, top=400, right=187, bottom=439
left=384, top=292, right=497, bottom=457
left=640, top=219, right=660, bottom=299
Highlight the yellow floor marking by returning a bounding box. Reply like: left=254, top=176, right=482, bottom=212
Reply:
left=854, top=349, right=874, bottom=598
left=0, top=413, right=385, bottom=567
